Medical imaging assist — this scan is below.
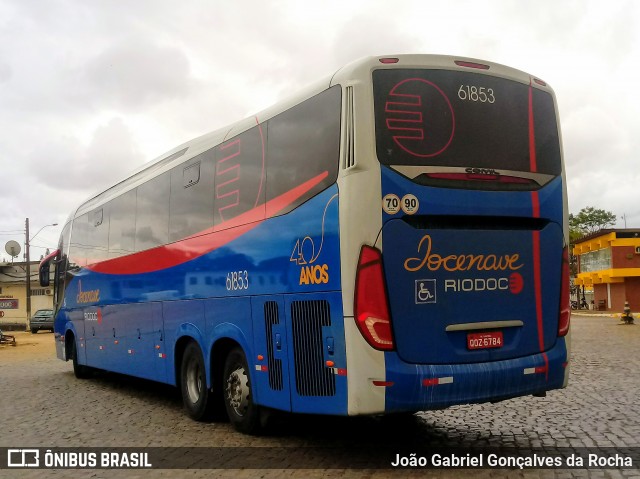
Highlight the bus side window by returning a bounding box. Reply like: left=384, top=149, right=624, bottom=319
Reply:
left=265, top=86, right=341, bottom=217
left=54, top=223, right=71, bottom=312
left=69, top=214, right=90, bottom=267
left=108, top=189, right=137, bottom=257
left=169, top=150, right=215, bottom=242
left=214, top=125, right=266, bottom=227
left=135, top=172, right=170, bottom=252
left=87, top=207, right=109, bottom=264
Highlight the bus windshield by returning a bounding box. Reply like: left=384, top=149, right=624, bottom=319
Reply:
left=373, top=69, right=561, bottom=176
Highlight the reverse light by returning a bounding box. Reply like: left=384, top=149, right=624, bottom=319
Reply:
left=354, top=245, right=394, bottom=350
left=558, top=246, right=571, bottom=336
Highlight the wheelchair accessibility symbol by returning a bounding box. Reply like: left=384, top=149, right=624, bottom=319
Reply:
left=415, top=279, right=436, bottom=304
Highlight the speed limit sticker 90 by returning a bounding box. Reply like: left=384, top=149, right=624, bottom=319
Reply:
left=382, top=194, right=419, bottom=215
left=401, top=194, right=419, bottom=215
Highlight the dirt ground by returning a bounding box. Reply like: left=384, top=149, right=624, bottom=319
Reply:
left=0, top=330, right=56, bottom=363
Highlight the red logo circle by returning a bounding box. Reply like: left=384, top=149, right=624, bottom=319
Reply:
left=385, top=78, right=455, bottom=158
left=509, top=273, right=524, bottom=294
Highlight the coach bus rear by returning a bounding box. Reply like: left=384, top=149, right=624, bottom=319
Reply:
left=339, top=55, right=570, bottom=414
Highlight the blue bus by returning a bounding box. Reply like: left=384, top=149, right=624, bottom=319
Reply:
left=40, top=55, right=570, bottom=434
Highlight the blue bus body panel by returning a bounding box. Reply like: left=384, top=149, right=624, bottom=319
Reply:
left=382, top=220, right=563, bottom=364
left=384, top=336, right=567, bottom=412
left=380, top=167, right=567, bottom=411
left=54, top=186, right=346, bottom=414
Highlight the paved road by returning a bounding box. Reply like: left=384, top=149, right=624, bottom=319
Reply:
left=1, top=314, right=638, bottom=478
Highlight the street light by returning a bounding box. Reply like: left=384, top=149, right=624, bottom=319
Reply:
left=25, top=218, right=58, bottom=331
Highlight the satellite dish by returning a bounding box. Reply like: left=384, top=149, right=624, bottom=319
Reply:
left=5, top=240, right=21, bottom=258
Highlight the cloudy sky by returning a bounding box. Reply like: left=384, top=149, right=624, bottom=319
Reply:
left=1, top=0, right=638, bottom=261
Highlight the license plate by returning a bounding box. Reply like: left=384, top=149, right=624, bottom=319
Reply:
left=467, top=331, right=503, bottom=350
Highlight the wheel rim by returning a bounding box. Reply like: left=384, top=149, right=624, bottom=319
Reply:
left=226, top=365, right=250, bottom=417
left=186, top=357, right=202, bottom=404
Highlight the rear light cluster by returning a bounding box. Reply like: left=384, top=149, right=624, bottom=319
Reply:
left=425, top=172, right=535, bottom=185
left=558, top=246, right=570, bottom=336
left=354, top=245, right=394, bottom=350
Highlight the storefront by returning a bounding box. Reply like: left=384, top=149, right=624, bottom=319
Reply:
left=573, top=229, right=640, bottom=311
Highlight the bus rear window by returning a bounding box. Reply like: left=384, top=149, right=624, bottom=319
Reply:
left=373, top=69, right=561, bottom=176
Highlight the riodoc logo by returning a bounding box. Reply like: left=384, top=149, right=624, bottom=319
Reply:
left=444, top=273, right=524, bottom=295
left=415, top=279, right=436, bottom=304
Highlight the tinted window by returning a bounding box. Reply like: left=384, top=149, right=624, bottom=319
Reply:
left=108, top=189, right=136, bottom=257
left=136, top=172, right=170, bottom=251
left=86, top=206, right=109, bottom=264
left=69, top=214, right=90, bottom=267
left=373, top=69, right=561, bottom=175
left=214, top=125, right=266, bottom=226
left=55, top=222, right=72, bottom=311
left=266, top=86, right=341, bottom=216
left=169, top=150, right=215, bottom=242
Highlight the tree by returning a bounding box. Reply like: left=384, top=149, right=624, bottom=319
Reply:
left=569, top=206, right=617, bottom=238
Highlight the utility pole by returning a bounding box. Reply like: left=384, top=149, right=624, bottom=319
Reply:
left=25, top=217, right=31, bottom=332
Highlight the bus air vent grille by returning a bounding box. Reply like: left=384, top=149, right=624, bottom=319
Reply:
left=343, top=86, right=356, bottom=169
left=291, top=300, right=336, bottom=397
left=264, top=301, right=284, bottom=391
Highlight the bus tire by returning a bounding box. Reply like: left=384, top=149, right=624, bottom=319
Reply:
left=71, top=337, right=92, bottom=379
left=180, top=342, right=212, bottom=421
left=223, top=347, right=261, bottom=434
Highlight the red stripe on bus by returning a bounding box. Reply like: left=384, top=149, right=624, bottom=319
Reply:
left=528, top=79, right=537, bottom=173
left=86, top=171, right=329, bottom=275
left=532, top=230, right=544, bottom=350
left=529, top=84, right=550, bottom=379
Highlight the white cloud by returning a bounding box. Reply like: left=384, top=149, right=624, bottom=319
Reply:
left=83, top=38, right=196, bottom=110
left=28, top=117, right=144, bottom=192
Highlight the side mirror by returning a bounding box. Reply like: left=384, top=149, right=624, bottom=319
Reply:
left=39, top=262, right=50, bottom=287
left=39, top=249, right=59, bottom=287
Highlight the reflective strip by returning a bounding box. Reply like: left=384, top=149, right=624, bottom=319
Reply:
left=372, top=380, right=394, bottom=387
left=422, top=376, right=453, bottom=386
left=524, top=366, right=547, bottom=375
left=331, top=368, right=347, bottom=376
left=255, top=365, right=268, bottom=372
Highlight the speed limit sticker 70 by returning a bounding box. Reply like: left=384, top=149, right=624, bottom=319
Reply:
left=382, top=194, right=401, bottom=215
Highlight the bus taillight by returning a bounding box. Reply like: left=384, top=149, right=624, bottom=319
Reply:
left=354, top=245, right=394, bottom=350
left=558, top=246, right=571, bottom=337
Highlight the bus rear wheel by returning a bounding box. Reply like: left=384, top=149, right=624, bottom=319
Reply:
left=180, top=342, right=212, bottom=421
left=223, top=348, right=261, bottom=434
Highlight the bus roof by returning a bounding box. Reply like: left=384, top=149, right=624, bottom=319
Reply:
left=73, top=54, right=550, bottom=219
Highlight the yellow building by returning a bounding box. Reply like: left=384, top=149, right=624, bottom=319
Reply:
left=573, top=229, right=640, bottom=311
left=0, top=261, right=54, bottom=329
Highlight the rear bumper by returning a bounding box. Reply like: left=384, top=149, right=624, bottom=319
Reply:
left=383, top=336, right=568, bottom=412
